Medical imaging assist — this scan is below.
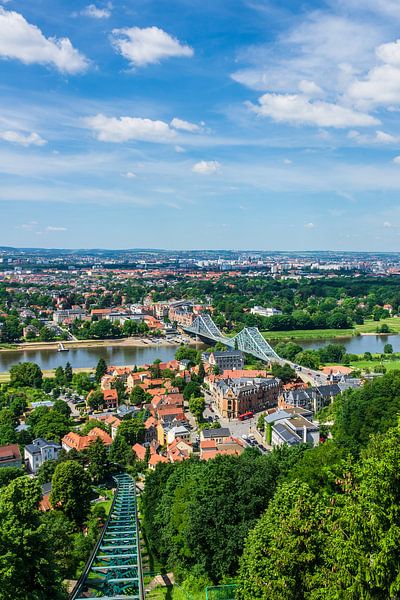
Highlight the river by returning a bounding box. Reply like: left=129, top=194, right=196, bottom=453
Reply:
left=0, top=334, right=399, bottom=372
left=0, top=344, right=180, bottom=372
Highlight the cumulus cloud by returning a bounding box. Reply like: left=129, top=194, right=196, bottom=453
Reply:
left=348, top=40, right=400, bottom=107
left=111, top=26, right=193, bottom=67
left=249, top=93, right=379, bottom=128
left=84, top=114, right=176, bottom=143
left=124, top=171, right=137, bottom=178
left=304, top=222, right=315, bottom=229
left=298, top=80, right=324, bottom=97
left=170, top=117, right=201, bottom=132
left=80, top=3, right=112, bottom=19
left=46, top=226, right=67, bottom=231
left=192, top=160, right=221, bottom=175
left=0, top=130, right=46, bottom=146
left=393, top=155, right=400, bottom=164
left=0, top=7, right=89, bottom=73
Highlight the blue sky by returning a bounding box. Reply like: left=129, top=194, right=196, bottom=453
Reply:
left=1, top=0, right=400, bottom=250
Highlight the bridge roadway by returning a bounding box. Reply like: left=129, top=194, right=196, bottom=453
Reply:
left=183, top=315, right=328, bottom=387
left=70, top=472, right=144, bottom=600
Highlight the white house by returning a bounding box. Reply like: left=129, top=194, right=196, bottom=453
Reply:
left=24, top=438, right=61, bottom=474
left=166, top=425, right=191, bottom=445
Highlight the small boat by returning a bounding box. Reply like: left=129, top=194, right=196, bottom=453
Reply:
left=57, top=343, right=69, bottom=352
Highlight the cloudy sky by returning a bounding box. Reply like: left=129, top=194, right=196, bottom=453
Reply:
left=1, top=0, right=400, bottom=250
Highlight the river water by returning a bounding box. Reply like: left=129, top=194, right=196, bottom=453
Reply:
left=0, top=344, right=180, bottom=372
left=0, top=334, right=399, bottom=371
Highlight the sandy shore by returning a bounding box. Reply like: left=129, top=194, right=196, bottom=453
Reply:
left=0, top=336, right=201, bottom=353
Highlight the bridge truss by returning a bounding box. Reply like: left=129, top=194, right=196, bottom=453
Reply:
left=71, top=472, right=144, bottom=600
left=184, top=315, right=281, bottom=363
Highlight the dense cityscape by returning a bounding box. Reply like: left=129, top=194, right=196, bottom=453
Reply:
left=3, top=0, right=400, bottom=598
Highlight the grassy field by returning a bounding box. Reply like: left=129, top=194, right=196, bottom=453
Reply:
left=262, top=328, right=354, bottom=341
left=262, top=318, right=400, bottom=342
left=145, top=585, right=203, bottom=600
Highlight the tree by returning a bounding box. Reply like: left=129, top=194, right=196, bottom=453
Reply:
left=36, top=459, right=58, bottom=485
left=384, top=343, right=393, bottom=354
left=87, top=389, right=104, bottom=411
left=72, top=372, right=92, bottom=395
left=52, top=399, right=71, bottom=419
left=50, top=461, right=91, bottom=526
left=0, top=408, right=17, bottom=445
left=64, top=362, right=73, bottom=383
left=0, top=466, right=25, bottom=488
left=0, top=477, right=65, bottom=599
left=87, top=438, right=109, bottom=484
left=95, top=358, right=107, bottom=383
left=295, top=350, right=320, bottom=370
left=257, top=414, right=265, bottom=432
left=130, top=385, right=148, bottom=406
left=236, top=481, right=327, bottom=600
left=109, top=435, right=133, bottom=467
left=183, top=380, right=201, bottom=402
left=9, top=362, right=43, bottom=388
left=270, top=363, right=296, bottom=383
left=54, top=366, right=65, bottom=386
left=117, top=419, right=145, bottom=446
left=189, top=396, right=205, bottom=421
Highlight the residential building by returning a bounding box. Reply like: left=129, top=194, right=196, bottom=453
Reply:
left=166, top=425, right=190, bottom=445
left=264, top=409, right=319, bottom=448
left=250, top=306, right=282, bottom=317
left=200, top=427, right=231, bottom=444
left=0, top=444, right=22, bottom=468
left=24, top=438, right=61, bottom=474
left=62, top=427, right=112, bottom=452
left=204, top=349, right=244, bottom=372
left=210, top=377, right=282, bottom=419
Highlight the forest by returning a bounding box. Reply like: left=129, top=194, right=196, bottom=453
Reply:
left=141, top=370, right=400, bottom=598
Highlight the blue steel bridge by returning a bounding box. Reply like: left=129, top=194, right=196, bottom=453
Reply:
left=182, top=314, right=281, bottom=364
left=70, top=472, right=144, bottom=600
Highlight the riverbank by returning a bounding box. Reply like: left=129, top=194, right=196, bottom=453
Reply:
left=0, top=336, right=200, bottom=354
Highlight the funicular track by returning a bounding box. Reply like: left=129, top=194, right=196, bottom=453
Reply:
left=70, top=472, right=144, bottom=600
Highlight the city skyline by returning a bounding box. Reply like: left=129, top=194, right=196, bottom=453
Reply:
left=2, top=1, right=400, bottom=250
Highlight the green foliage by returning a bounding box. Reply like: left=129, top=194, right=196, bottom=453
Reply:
left=189, top=396, right=205, bottom=421
left=87, top=438, right=109, bottom=483
left=71, top=372, right=93, bottom=395
left=50, top=460, right=91, bottom=526
left=175, top=346, right=200, bottom=365
left=295, top=350, right=320, bottom=370
left=332, top=370, right=400, bottom=452
left=0, top=477, right=66, bottom=599
left=142, top=450, right=302, bottom=583
left=9, top=362, right=43, bottom=388
left=117, top=418, right=145, bottom=446
left=36, top=459, right=58, bottom=485
left=183, top=380, right=201, bottom=402
left=52, top=398, right=71, bottom=418
left=0, top=467, right=25, bottom=488
left=27, top=406, right=71, bottom=442
left=130, top=385, right=149, bottom=406
left=109, top=434, right=133, bottom=467
left=87, top=389, right=104, bottom=410
left=270, top=362, right=295, bottom=383
left=95, top=357, right=108, bottom=383
left=0, top=408, right=17, bottom=445
left=236, top=481, right=327, bottom=600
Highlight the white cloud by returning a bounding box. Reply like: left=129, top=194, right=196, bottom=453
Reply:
left=393, top=155, right=400, bottom=164
left=0, top=130, right=46, bottom=146
left=46, top=226, right=67, bottom=231
left=0, top=7, right=89, bottom=73
left=192, top=160, right=221, bottom=175
left=304, top=222, right=315, bottom=229
left=84, top=114, right=176, bottom=143
left=375, top=130, right=398, bottom=143
left=170, top=117, right=201, bottom=132
left=249, top=93, right=379, bottom=128
left=174, top=145, right=186, bottom=153
left=124, top=171, right=137, bottom=178
left=111, top=26, right=193, bottom=67
left=81, top=3, right=112, bottom=19
left=298, top=80, right=324, bottom=97
left=19, top=221, right=38, bottom=231
left=283, top=158, right=292, bottom=164
left=383, top=221, right=392, bottom=227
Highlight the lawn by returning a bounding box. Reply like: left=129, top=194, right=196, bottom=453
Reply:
left=262, top=328, right=354, bottom=341
left=261, top=318, right=400, bottom=342
left=354, top=318, right=400, bottom=334
left=145, top=585, right=204, bottom=600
